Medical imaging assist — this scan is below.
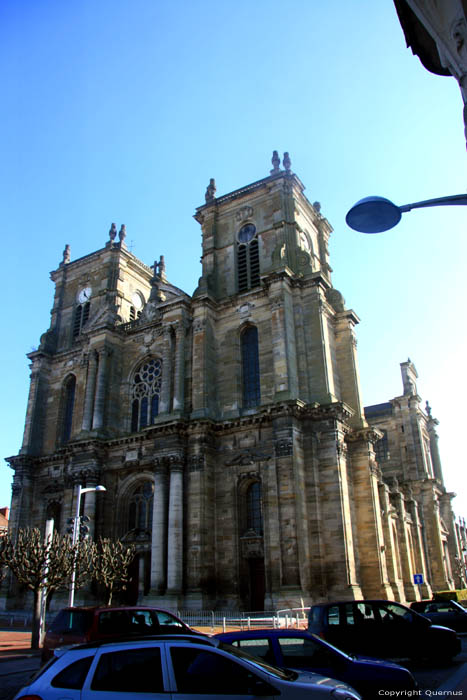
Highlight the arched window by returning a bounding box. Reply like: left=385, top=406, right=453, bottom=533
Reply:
left=131, top=358, right=162, bottom=432
left=241, top=326, right=260, bottom=408
left=246, top=481, right=263, bottom=535
left=237, top=224, right=260, bottom=293
left=62, top=375, right=76, bottom=443
left=128, top=481, right=154, bottom=532
left=73, top=302, right=91, bottom=339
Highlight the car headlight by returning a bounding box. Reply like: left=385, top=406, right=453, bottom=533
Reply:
left=331, top=687, right=362, bottom=700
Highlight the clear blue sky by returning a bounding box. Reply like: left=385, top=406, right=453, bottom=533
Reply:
left=1, top=1, right=466, bottom=519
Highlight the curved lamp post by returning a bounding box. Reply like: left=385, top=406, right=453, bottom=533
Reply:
left=346, top=194, right=467, bottom=233
left=68, top=484, right=106, bottom=606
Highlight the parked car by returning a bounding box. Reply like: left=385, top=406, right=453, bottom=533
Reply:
left=41, top=605, right=196, bottom=661
left=410, top=599, right=467, bottom=632
left=17, top=634, right=363, bottom=699
left=308, top=599, right=461, bottom=661
left=215, top=628, right=416, bottom=699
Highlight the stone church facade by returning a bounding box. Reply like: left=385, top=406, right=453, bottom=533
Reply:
left=5, top=153, right=463, bottom=610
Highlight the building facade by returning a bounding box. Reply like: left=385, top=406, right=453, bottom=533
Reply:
left=4, top=154, right=463, bottom=610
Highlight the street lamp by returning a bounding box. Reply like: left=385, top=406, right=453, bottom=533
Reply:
left=346, top=194, right=467, bottom=233
left=68, top=484, right=106, bottom=606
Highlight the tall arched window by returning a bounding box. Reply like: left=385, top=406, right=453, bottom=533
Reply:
left=246, top=481, right=263, bottom=534
left=128, top=481, right=154, bottom=533
left=131, top=358, right=162, bottom=432
left=62, top=375, right=76, bottom=443
left=72, top=302, right=91, bottom=339
left=241, top=326, right=260, bottom=408
left=237, top=224, right=260, bottom=293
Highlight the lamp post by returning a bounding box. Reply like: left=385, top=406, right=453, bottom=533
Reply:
left=68, top=484, right=106, bottom=606
left=345, top=194, right=467, bottom=233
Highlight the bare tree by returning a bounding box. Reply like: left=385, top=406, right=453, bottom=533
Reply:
left=94, top=538, right=136, bottom=605
left=0, top=528, right=95, bottom=649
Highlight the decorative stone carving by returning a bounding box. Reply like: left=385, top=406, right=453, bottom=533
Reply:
left=109, top=223, right=117, bottom=242
left=205, top=178, right=216, bottom=202
left=235, top=206, right=254, bottom=222
left=192, top=318, right=206, bottom=333
left=275, top=439, right=293, bottom=457
left=240, top=530, right=264, bottom=558
left=237, top=301, right=255, bottom=318
left=283, top=152, right=291, bottom=172
left=225, top=449, right=271, bottom=466
left=270, top=150, right=280, bottom=174
left=62, top=244, right=71, bottom=264
left=189, top=454, right=205, bottom=472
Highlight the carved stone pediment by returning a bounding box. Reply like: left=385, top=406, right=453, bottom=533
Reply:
left=240, top=530, right=264, bottom=559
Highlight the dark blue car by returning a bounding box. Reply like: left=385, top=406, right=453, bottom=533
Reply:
left=215, top=628, right=416, bottom=699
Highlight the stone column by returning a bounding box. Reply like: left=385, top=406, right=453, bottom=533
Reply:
left=81, top=351, right=98, bottom=431
left=159, top=328, right=173, bottom=414
left=167, top=461, right=184, bottom=592
left=92, top=349, right=111, bottom=430
left=173, top=322, right=186, bottom=412
left=150, top=462, right=168, bottom=593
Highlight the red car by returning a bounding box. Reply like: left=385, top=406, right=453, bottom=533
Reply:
left=42, top=605, right=196, bottom=661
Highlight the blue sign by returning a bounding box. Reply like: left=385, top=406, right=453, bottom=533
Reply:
left=414, top=574, right=424, bottom=585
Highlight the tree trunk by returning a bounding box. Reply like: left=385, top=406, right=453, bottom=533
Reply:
left=31, top=588, right=41, bottom=650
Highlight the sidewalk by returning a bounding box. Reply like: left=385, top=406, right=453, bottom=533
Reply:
left=0, top=631, right=39, bottom=661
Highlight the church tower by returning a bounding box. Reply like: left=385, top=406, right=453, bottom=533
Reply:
left=6, top=153, right=458, bottom=611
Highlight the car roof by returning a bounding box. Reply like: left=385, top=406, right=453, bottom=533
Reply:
left=217, top=629, right=313, bottom=639
left=56, top=605, right=178, bottom=613
left=310, top=599, right=410, bottom=607
left=60, top=633, right=216, bottom=653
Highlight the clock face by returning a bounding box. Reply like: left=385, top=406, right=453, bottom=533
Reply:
left=78, top=287, right=92, bottom=304
left=132, top=292, right=144, bottom=310
left=238, top=223, right=256, bottom=243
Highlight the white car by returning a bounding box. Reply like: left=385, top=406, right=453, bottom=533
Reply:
left=15, top=634, right=361, bottom=699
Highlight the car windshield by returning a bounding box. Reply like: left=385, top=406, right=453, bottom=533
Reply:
left=217, top=641, right=297, bottom=680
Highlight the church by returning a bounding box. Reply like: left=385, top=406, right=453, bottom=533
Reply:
left=5, top=153, right=463, bottom=611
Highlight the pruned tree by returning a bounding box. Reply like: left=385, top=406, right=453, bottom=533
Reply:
left=94, top=538, right=136, bottom=605
left=0, top=528, right=96, bottom=649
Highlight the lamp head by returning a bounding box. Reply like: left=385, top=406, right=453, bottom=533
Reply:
left=95, top=485, right=106, bottom=492
left=346, top=196, right=402, bottom=233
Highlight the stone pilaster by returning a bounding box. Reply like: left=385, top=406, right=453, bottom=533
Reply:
left=173, top=321, right=186, bottom=412
left=149, top=461, right=168, bottom=593
left=334, top=311, right=366, bottom=428
left=167, top=460, right=184, bottom=593
left=159, top=328, right=173, bottom=414
left=92, top=349, right=111, bottom=430
left=81, top=351, right=98, bottom=431
left=348, top=430, right=393, bottom=598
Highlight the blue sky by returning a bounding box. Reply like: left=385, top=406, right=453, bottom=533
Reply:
left=1, top=1, right=466, bottom=519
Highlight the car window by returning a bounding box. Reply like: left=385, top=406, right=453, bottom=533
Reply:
left=229, top=638, right=273, bottom=663
left=170, top=647, right=266, bottom=695
left=379, top=602, right=413, bottom=623
left=51, top=656, right=93, bottom=689
left=91, top=647, right=163, bottom=692
left=155, top=610, right=186, bottom=630
left=278, top=636, right=333, bottom=667
left=354, top=603, right=376, bottom=624
left=97, top=610, right=130, bottom=635
left=128, top=610, right=160, bottom=634
left=327, top=605, right=340, bottom=625
left=50, top=609, right=91, bottom=635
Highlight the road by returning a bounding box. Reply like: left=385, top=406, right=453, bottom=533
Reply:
left=1, top=636, right=466, bottom=699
